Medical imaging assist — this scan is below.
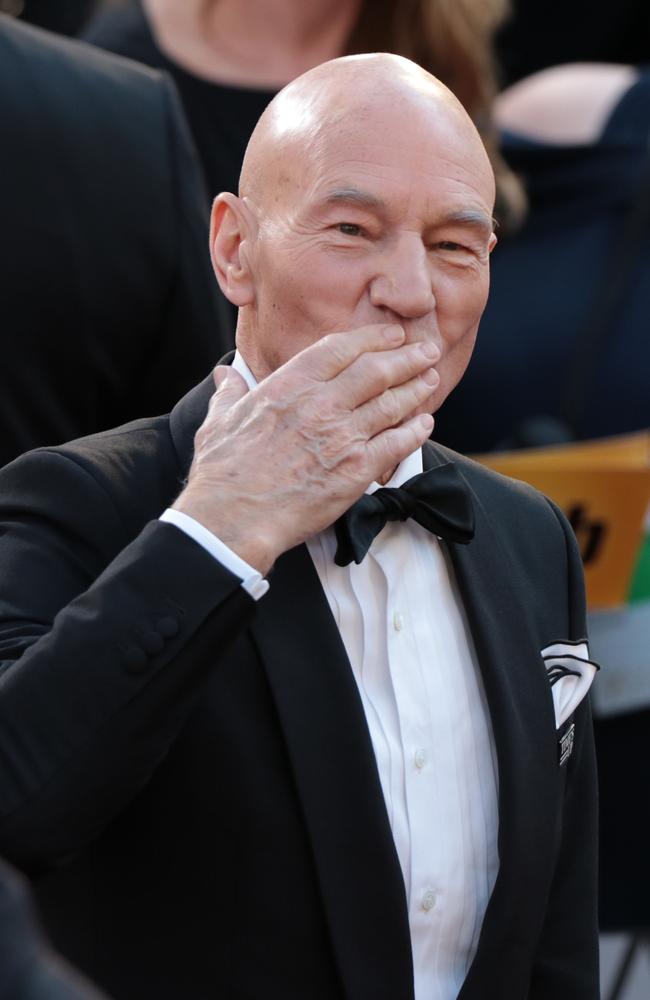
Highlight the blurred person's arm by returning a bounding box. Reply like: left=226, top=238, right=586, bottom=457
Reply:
left=0, top=856, right=109, bottom=999
left=495, top=62, right=638, bottom=144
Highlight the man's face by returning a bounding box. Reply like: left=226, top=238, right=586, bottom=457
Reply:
left=241, top=99, right=496, bottom=414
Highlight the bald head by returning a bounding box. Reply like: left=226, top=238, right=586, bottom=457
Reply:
left=210, top=51, right=496, bottom=400
left=240, top=53, right=494, bottom=210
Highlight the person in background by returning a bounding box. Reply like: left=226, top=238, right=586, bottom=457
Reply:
left=83, top=0, right=525, bottom=235
left=0, top=14, right=230, bottom=467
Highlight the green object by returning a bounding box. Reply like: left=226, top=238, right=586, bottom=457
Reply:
left=628, top=534, right=650, bottom=602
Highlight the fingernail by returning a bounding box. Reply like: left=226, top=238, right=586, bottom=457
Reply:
left=422, top=368, right=439, bottom=386
left=419, top=342, right=440, bottom=360
left=383, top=325, right=404, bottom=343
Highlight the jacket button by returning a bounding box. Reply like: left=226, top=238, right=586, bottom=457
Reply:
left=123, top=646, right=148, bottom=674
left=141, top=631, right=165, bottom=656
left=157, top=616, right=180, bottom=638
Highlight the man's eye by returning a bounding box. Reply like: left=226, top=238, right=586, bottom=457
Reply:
left=337, top=223, right=362, bottom=236
left=435, top=241, right=465, bottom=252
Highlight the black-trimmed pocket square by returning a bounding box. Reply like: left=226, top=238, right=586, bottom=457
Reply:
left=541, top=640, right=600, bottom=729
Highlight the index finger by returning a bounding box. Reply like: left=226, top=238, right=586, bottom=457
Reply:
left=287, top=324, right=405, bottom=381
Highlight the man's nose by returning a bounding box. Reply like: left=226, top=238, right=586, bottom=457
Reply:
left=369, top=236, right=435, bottom=319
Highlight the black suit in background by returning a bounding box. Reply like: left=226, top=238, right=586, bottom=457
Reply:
left=0, top=375, right=599, bottom=999
left=0, top=15, right=232, bottom=468
left=16, top=0, right=98, bottom=37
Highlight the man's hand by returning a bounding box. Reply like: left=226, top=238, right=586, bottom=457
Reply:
left=173, top=325, right=439, bottom=575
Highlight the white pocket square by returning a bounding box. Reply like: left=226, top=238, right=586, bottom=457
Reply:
left=541, top=640, right=600, bottom=728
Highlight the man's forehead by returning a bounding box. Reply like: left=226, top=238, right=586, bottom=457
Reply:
left=297, top=108, right=494, bottom=215
left=318, top=187, right=384, bottom=211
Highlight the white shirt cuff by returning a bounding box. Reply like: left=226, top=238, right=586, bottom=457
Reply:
left=160, top=508, right=269, bottom=600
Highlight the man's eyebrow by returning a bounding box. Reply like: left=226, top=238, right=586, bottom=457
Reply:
left=319, top=187, right=386, bottom=212
left=317, top=193, right=496, bottom=235
left=440, top=209, right=496, bottom=237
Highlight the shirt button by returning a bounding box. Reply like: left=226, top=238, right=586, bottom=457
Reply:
left=392, top=611, right=404, bottom=632
left=414, top=748, right=427, bottom=770
left=421, top=890, right=437, bottom=912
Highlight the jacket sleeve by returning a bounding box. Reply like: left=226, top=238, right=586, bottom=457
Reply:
left=0, top=449, right=256, bottom=874
left=528, top=499, right=600, bottom=999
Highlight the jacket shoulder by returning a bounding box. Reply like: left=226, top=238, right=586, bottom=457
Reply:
left=429, top=442, right=586, bottom=633
left=430, top=441, right=554, bottom=514
left=0, top=16, right=166, bottom=98
left=0, top=415, right=183, bottom=549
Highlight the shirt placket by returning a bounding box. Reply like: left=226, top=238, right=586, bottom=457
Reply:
left=374, top=530, right=443, bottom=931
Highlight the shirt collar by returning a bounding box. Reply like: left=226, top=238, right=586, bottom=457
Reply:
left=232, top=349, right=257, bottom=391
left=232, top=349, right=423, bottom=494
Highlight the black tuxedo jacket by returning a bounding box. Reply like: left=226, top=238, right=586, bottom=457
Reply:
left=0, top=16, right=231, bottom=468
left=0, top=376, right=598, bottom=999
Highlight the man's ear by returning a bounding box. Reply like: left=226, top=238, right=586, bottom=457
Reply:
left=210, top=193, right=256, bottom=306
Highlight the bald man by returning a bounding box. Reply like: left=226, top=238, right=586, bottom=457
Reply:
left=0, top=55, right=598, bottom=1000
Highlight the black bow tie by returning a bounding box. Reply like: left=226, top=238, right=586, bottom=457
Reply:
left=333, top=462, right=475, bottom=567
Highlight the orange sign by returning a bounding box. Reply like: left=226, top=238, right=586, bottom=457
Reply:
left=473, top=433, right=650, bottom=609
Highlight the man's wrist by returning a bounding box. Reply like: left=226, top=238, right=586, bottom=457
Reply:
left=160, top=508, right=270, bottom=599
left=170, top=489, right=279, bottom=578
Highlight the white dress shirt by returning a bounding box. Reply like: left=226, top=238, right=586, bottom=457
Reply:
left=161, top=352, right=500, bottom=1000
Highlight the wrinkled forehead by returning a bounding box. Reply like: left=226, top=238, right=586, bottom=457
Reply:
left=264, top=97, right=495, bottom=218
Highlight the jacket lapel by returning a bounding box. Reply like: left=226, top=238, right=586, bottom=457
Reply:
left=422, top=445, right=560, bottom=993
left=169, top=373, right=218, bottom=469
left=250, top=543, right=415, bottom=1000
left=168, top=352, right=236, bottom=468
